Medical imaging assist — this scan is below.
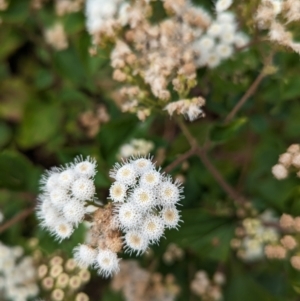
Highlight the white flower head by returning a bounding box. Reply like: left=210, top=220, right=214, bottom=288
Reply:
left=39, top=205, right=62, bottom=229
left=161, top=206, right=181, bottom=229
left=124, top=230, right=149, bottom=255
left=109, top=181, right=127, bottom=202
left=131, top=157, right=154, bottom=175
left=63, top=199, right=86, bottom=226
left=111, top=163, right=137, bottom=186
left=142, top=215, right=165, bottom=243
left=73, top=244, right=98, bottom=268
left=215, top=0, right=233, bottom=12
left=72, top=178, right=95, bottom=201
left=53, top=221, right=74, bottom=241
left=40, top=169, right=60, bottom=192
left=197, top=36, right=215, bottom=52
left=117, top=202, right=142, bottom=229
left=73, top=156, right=97, bottom=178
left=217, top=11, right=235, bottom=23
left=234, top=32, right=249, bottom=48
left=159, top=179, right=182, bottom=206
left=206, top=53, right=221, bottom=68
left=58, top=169, right=76, bottom=188
left=207, top=22, right=222, bottom=37
left=96, top=249, right=119, bottom=278
left=216, top=43, right=233, bottom=59
left=140, top=170, right=161, bottom=188
left=50, top=188, right=69, bottom=209
left=132, top=187, right=156, bottom=210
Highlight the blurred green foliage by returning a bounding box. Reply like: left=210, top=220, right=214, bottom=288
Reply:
left=1, top=0, right=300, bottom=301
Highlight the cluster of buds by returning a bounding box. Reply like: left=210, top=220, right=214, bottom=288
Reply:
left=54, top=0, right=84, bottom=16
left=0, top=242, right=39, bottom=301
left=264, top=213, right=300, bottom=270
left=256, top=0, right=300, bottom=55
left=111, top=260, right=180, bottom=301
left=118, top=139, right=154, bottom=159
left=85, top=0, right=248, bottom=121
left=37, top=254, right=90, bottom=301
left=231, top=210, right=279, bottom=261
left=272, top=144, right=300, bottom=180
left=164, top=97, right=206, bottom=121
left=163, top=243, right=184, bottom=264
left=37, top=155, right=184, bottom=278
left=79, top=105, right=110, bottom=138
left=44, top=23, right=68, bottom=51
left=190, top=270, right=226, bottom=301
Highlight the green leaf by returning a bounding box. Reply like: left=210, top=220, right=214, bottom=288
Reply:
left=17, top=101, right=62, bottom=149
left=168, top=209, right=235, bottom=261
left=0, top=151, right=37, bottom=191
left=0, top=122, right=12, bottom=149
left=210, top=117, right=248, bottom=142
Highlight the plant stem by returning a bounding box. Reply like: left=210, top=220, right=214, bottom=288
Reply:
left=0, top=207, right=35, bottom=234
left=176, top=118, right=247, bottom=204
left=163, top=147, right=197, bottom=173
left=225, top=71, right=266, bottom=123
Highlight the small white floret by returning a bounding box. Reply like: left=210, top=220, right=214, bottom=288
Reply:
left=41, top=171, right=60, bottom=192
left=63, top=199, right=86, bottom=226
left=206, top=53, right=221, bottom=68
left=40, top=205, right=62, bottom=229
left=124, top=231, right=149, bottom=255
left=215, top=0, right=233, bottom=12
left=140, top=170, right=161, bottom=188
left=115, top=163, right=137, bottom=185
left=207, top=22, right=222, bottom=37
left=132, top=158, right=154, bottom=175
left=96, top=249, right=119, bottom=278
left=142, top=215, right=165, bottom=243
left=272, top=164, right=288, bottom=180
left=74, top=156, right=97, bottom=178
left=50, top=188, right=69, bottom=209
left=132, top=187, right=156, bottom=210
left=109, top=182, right=127, bottom=202
left=161, top=206, right=181, bottom=229
left=217, top=11, right=235, bottom=23
left=53, top=221, right=74, bottom=241
left=198, top=36, right=215, bottom=52
left=159, top=180, right=181, bottom=206
left=72, top=178, right=95, bottom=201
left=117, top=202, right=142, bottom=229
left=58, top=169, right=76, bottom=188
left=234, top=32, right=249, bottom=48
left=216, top=44, right=233, bottom=59
left=73, top=244, right=98, bottom=268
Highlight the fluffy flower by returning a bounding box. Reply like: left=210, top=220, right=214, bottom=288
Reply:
left=96, top=249, right=120, bottom=277
left=109, top=181, right=127, bottom=202
left=142, top=215, right=165, bottom=243
left=215, top=0, right=233, bottom=12
left=73, top=156, right=97, bottom=178
left=73, top=244, right=98, bottom=268
left=124, top=231, right=149, bottom=255
left=72, top=178, right=95, bottom=201
left=62, top=199, right=86, bottom=226
left=161, top=206, right=181, bottom=229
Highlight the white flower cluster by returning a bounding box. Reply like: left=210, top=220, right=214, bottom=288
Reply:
left=38, top=155, right=184, bottom=279
left=85, top=0, right=126, bottom=35
left=0, top=242, right=38, bottom=301
left=37, top=156, right=97, bottom=241
left=193, top=0, right=249, bottom=69
left=109, top=156, right=183, bottom=255
left=232, top=211, right=279, bottom=261
left=118, top=139, right=154, bottom=159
